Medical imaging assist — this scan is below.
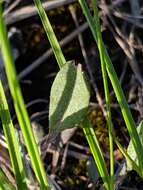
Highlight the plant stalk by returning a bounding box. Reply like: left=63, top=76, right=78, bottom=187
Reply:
left=0, top=5, right=49, bottom=189
left=78, top=0, right=143, bottom=173
left=91, top=0, right=114, bottom=188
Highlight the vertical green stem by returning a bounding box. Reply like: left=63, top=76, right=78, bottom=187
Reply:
left=78, top=0, right=143, bottom=173
left=33, top=0, right=66, bottom=68
left=91, top=0, right=114, bottom=188
left=0, top=5, right=49, bottom=189
left=83, top=118, right=110, bottom=190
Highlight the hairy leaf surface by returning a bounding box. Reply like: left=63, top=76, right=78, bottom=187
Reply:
left=49, top=62, right=90, bottom=134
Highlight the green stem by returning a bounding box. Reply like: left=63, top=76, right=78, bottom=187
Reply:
left=0, top=5, right=49, bottom=189
left=82, top=118, right=110, bottom=190
left=91, top=0, right=114, bottom=188
left=33, top=0, right=66, bottom=68
left=78, top=0, right=143, bottom=174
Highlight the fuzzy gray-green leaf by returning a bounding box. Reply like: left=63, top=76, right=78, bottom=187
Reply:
left=49, top=62, right=90, bottom=134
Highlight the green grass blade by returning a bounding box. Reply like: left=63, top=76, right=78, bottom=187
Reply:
left=0, top=81, right=27, bottom=189
left=0, top=5, right=49, bottom=189
left=78, top=0, right=143, bottom=172
left=83, top=118, right=110, bottom=190
left=91, top=1, right=114, bottom=187
left=33, top=1, right=110, bottom=189
left=33, top=0, right=66, bottom=68
left=0, top=168, right=16, bottom=190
